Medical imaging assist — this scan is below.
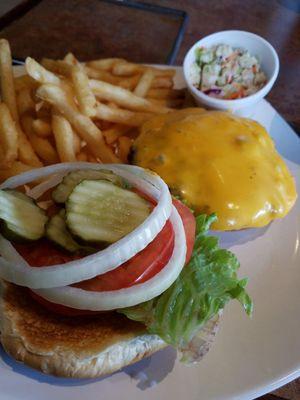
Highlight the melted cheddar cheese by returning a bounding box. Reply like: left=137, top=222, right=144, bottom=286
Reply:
left=132, top=109, right=297, bottom=230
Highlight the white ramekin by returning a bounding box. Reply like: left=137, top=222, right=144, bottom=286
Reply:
left=183, top=30, right=279, bottom=117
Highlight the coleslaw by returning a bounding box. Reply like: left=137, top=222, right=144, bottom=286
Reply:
left=192, top=44, right=267, bottom=99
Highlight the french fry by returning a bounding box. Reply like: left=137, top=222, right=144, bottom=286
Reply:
left=21, top=114, right=58, bottom=164
left=25, top=57, right=61, bottom=85
left=41, top=58, right=73, bottom=77
left=30, top=135, right=58, bottom=164
left=0, top=161, right=33, bottom=182
left=95, top=119, right=113, bottom=130
left=112, top=61, right=176, bottom=77
left=119, top=74, right=173, bottom=92
left=117, top=74, right=141, bottom=91
left=14, top=75, right=37, bottom=92
left=147, top=88, right=185, bottom=99
left=35, top=101, right=51, bottom=119
left=107, top=102, right=119, bottom=110
left=87, top=58, right=125, bottom=71
left=134, top=69, right=155, bottom=98
left=16, top=87, right=35, bottom=115
left=151, top=77, right=173, bottom=88
left=60, top=80, right=78, bottom=110
left=17, top=125, right=42, bottom=167
left=87, top=154, right=98, bottom=163
left=149, top=98, right=184, bottom=108
left=103, top=124, right=131, bottom=144
left=0, top=103, right=18, bottom=167
left=71, top=64, right=97, bottom=117
left=84, top=66, right=121, bottom=85
left=117, top=136, right=132, bottom=163
left=95, top=103, right=151, bottom=127
left=86, top=70, right=140, bottom=90
left=63, top=52, right=77, bottom=65
left=36, top=84, right=120, bottom=163
left=77, top=150, right=88, bottom=162
left=0, top=39, right=179, bottom=175
left=52, top=114, right=77, bottom=162
left=72, top=130, right=81, bottom=154
left=0, top=39, right=19, bottom=121
left=90, top=80, right=168, bottom=113
left=153, top=69, right=176, bottom=78
left=32, top=118, right=52, bottom=137
left=112, top=61, right=142, bottom=76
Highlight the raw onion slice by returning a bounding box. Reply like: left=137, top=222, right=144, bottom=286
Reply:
left=0, top=234, right=29, bottom=266
left=27, top=172, right=67, bottom=199
left=0, top=163, right=172, bottom=288
left=33, top=205, right=187, bottom=310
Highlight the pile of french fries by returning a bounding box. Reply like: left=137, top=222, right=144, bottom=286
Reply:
left=0, top=39, right=186, bottom=182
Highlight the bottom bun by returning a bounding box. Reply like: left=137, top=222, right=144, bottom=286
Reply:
left=0, top=281, right=166, bottom=378
left=0, top=280, right=220, bottom=378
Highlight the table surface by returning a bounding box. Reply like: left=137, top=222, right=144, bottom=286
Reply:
left=0, top=1, right=299, bottom=399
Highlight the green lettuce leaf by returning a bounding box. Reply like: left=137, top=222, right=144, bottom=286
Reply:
left=118, top=214, right=253, bottom=359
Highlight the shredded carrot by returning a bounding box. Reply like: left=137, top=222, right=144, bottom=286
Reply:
left=226, top=89, right=244, bottom=100
left=227, top=92, right=239, bottom=100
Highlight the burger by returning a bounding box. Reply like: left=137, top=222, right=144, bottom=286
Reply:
left=131, top=109, right=297, bottom=230
left=0, top=163, right=252, bottom=378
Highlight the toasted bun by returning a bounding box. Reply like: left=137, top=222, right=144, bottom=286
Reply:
left=0, top=281, right=220, bottom=378
left=0, top=281, right=166, bottom=378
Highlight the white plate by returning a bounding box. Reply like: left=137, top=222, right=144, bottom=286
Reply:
left=1, top=67, right=300, bottom=400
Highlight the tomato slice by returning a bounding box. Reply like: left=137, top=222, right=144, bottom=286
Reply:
left=15, top=240, right=80, bottom=267
left=75, top=220, right=174, bottom=291
left=17, top=199, right=195, bottom=315
left=172, top=198, right=195, bottom=263
left=73, top=199, right=195, bottom=292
